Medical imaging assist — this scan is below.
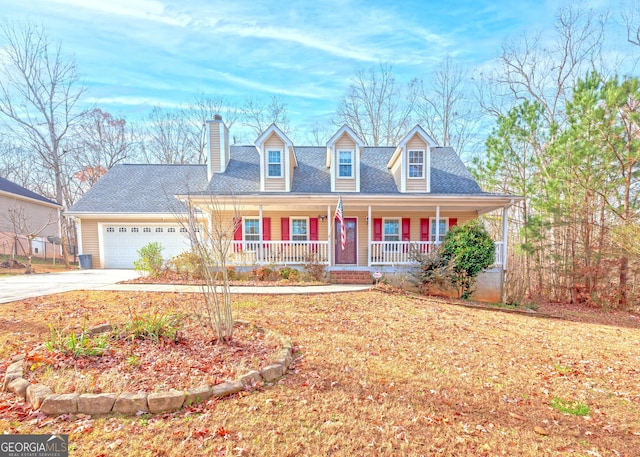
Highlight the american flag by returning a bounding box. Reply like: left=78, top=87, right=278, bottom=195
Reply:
left=335, top=196, right=345, bottom=250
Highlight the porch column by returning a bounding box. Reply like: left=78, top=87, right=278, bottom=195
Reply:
left=502, top=205, right=509, bottom=271
left=259, top=205, right=263, bottom=265
left=367, top=205, right=372, bottom=267
left=435, top=205, right=441, bottom=246
left=327, top=205, right=332, bottom=266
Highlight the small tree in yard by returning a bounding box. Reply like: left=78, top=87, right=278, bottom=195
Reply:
left=440, top=220, right=495, bottom=299
left=133, top=242, right=164, bottom=278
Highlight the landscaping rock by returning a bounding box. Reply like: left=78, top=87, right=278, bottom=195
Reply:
left=148, top=390, right=185, bottom=413
left=78, top=393, right=117, bottom=415
left=260, top=363, right=285, bottom=382
left=183, top=385, right=212, bottom=406
left=26, top=384, right=52, bottom=409
left=275, top=348, right=293, bottom=367
left=3, top=361, right=24, bottom=390
left=10, top=354, right=26, bottom=363
left=40, top=393, right=79, bottom=415
left=87, top=323, right=113, bottom=335
left=211, top=381, right=243, bottom=398
left=239, top=370, right=263, bottom=386
left=113, top=393, right=148, bottom=415
left=7, top=378, right=30, bottom=399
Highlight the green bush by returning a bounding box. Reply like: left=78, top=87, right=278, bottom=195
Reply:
left=440, top=220, right=495, bottom=299
left=277, top=266, right=300, bottom=281
left=168, top=251, right=206, bottom=279
left=133, top=242, right=164, bottom=277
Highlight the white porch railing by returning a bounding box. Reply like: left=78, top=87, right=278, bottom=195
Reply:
left=370, top=241, right=435, bottom=265
left=230, top=240, right=329, bottom=265
left=370, top=241, right=504, bottom=267
left=494, top=242, right=503, bottom=267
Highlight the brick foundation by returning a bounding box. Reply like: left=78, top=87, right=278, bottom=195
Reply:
left=330, top=270, right=373, bottom=284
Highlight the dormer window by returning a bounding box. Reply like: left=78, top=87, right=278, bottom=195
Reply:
left=338, top=150, right=354, bottom=178
left=267, top=150, right=282, bottom=177
left=408, top=150, right=424, bottom=178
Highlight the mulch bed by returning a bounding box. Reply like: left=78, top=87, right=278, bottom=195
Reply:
left=22, top=319, right=279, bottom=394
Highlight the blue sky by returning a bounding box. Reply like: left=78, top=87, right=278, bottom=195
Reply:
left=0, top=0, right=631, bottom=145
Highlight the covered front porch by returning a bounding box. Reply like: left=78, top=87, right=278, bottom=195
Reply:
left=191, top=195, right=515, bottom=272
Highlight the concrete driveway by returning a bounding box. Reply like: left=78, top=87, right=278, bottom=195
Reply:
left=0, top=269, right=140, bottom=304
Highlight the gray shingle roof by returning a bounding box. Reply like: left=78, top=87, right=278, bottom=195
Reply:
left=207, top=145, right=482, bottom=195
left=67, top=164, right=208, bottom=213
left=430, top=147, right=483, bottom=194
left=0, top=176, right=59, bottom=206
left=69, top=144, right=487, bottom=214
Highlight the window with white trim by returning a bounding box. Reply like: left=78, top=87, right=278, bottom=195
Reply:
left=383, top=219, right=400, bottom=242
left=244, top=218, right=260, bottom=241
left=180, top=227, right=188, bottom=233
left=106, top=227, right=114, bottom=233
left=291, top=218, right=308, bottom=241
left=408, top=150, right=424, bottom=178
left=267, top=150, right=282, bottom=177
left=338, top=150, right=353, bottom=178
left=430, top=218, right=448, bottom=244
left=156, top=227, right=163, bottom=232
left=131, top=227, right=139, bottom=233
left=168, top=227, right=175, bottom=233
left=119, top=227, right=127, bottom=233
left=143, top=227, right=151, bottom=233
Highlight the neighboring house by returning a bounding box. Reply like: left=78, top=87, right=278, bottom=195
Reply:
left=67, top=116, right=521, bottom=301
left=0, top=176, right=61, bottom=259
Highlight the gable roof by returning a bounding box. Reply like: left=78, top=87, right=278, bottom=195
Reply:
left=387, top=125, right=438, bottom=168
left=0, top=176, right=59, bottom=206
left=67, top=164, right=208, bottom=214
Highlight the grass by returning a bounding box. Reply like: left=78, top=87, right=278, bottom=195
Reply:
left=1, top=290, right=639, bottom=456
left=0, top=254, right=74, bottom=275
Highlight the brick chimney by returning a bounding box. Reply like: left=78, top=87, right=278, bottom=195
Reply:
left=206, top=114, right=230, bottom=179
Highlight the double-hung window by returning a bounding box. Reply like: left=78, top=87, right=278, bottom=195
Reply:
left=338, top=150, right=354, bottom=178
left=267, top=150, right=282, bottom=177
left=383, top=219, right=400, bottom=242
left=430, top=218, right=448, bottom=244
left=291, top=218, right=308, bottom=241
left=244, top=218, right=260, bottom=242
left=408, top=150, right=424, bottom=178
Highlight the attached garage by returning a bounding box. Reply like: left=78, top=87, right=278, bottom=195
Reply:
left=101, top=223, right=193, bottom=269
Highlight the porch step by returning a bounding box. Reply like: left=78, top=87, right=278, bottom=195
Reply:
left=330, top=270, right=373, bottom=285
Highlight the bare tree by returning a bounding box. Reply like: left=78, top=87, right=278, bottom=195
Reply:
left=622, top=0, right=640, bottom=46
left=478, top=5, right=606, bottom=129
left=0, top=21, right=86, bottom=268
left=335, top=63, right=418, bottom=146
left=141, top=107, right=198, bottom=164
left=242, top=95, right=291, bottom=140
left=187, top=93, right=242, bottom=162
left=304, top=120, right=333, bottom=145
left=76, top=109, right=135, bottom=174
left=417, top=56, right=478, bottom=154
left=2, top=201, right=57, bottom=274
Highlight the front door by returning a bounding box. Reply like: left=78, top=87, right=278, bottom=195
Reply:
left=335, top=218, right=357, bottom=264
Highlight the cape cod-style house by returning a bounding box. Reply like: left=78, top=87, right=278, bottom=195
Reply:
left=67, top=116, right=520, bottom=301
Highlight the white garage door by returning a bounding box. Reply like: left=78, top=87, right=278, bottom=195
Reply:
left=103, top=224, right=193, bottom=269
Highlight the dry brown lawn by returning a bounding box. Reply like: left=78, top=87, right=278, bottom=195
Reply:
left=1, top=289, right=639, bottom=456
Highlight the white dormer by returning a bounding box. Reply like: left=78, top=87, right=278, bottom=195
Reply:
left=326, top=125, right=365, bottom=192
left=254, top=124, right=298, bottom=192
left=387, top=125, right=437, bottom=193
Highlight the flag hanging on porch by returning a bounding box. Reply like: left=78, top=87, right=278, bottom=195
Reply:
left=335, top=196, right=346, bottom=250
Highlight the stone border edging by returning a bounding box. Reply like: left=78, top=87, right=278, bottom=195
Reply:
left=2, top=322, right=294, bottom=416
